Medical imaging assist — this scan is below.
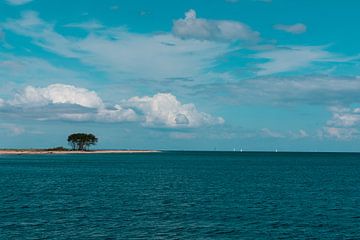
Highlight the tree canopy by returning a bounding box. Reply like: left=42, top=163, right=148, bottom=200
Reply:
left=67, top=133, right=98, bottom=151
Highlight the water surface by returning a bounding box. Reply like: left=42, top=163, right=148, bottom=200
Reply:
left=1, top=151, right=360, bottom=239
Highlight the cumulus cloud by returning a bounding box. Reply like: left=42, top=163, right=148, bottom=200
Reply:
left=5, top=84, right=134, bottom=123
left=10, top=84, right=104, bottom=108
left=172, top=9, right=259, bottom=42
left=320, top=106, right=360, bottom=140
left=125, top=93, right=224, bottom=128
left=1, top=84, right=223, bottom=129
left=95, top=106, right=138, bottom=123
left=6, top=0, right=32, bottom=5
left=274, top=23, right=307, bottom=34
left=57, top=92, right=224, bottom=128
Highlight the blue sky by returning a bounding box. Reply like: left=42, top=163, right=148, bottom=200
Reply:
left=1, top=0, right=360, bottom=151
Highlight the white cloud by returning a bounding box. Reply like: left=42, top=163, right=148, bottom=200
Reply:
left=6, top=0, right=32, bottom=5
left=2, top=85, right=223, bottom=128
left=77, top=32, right=229, bottom=80
left=172, top=9, right=259, bottom=42
left=322, top=127, right=357, bottom=140
left=3, top=11, right=79, bottom=58
left=327, top=106, right=360, bottom=127
left=219, top=75, right=360, bottom=106
left=274, top=23, right=307, bottom=34
left=260, top=128, right=310, bottom=139
left=0, top=98, right=4, bottom=107
left=95, top=106, right=138, bottom=122
left=125, top=93, right=224, bottom=128
left=2, top=11, right=230, bottom=81
left=10, top=84, right=104, bottom=108
left=260, top=128, right=285, bottom=138
left=253, top=46, right=333, bottom=75
left=297, top=129, right=309, bottom=138
left=57, top=108, right=138, bottom=123
left=0, top=124, right=25, bottom=135
left=57, top=92, right=224, bottom=128
left=64, top=21, right=104, bottom=30
left=321, top=106, right=360, bottom=140
left=290, top=129, right=309, bottom=139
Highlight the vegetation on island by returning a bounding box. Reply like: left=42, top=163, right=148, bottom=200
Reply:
left=67, top=133, right=98, bottom=151
left=45, top=146, right=68, bottom=151
left=0, top=133, right=155, bottom=153
left=0, top=133, right=98, bottom=152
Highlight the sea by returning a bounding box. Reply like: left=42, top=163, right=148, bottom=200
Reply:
left=1, top=151, right=360, bottom=239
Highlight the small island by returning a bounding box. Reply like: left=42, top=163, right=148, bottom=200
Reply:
left=0, top=133, right=159, bottom=155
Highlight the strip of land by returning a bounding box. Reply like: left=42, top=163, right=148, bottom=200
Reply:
left=0, top=150, right=160, bottom=155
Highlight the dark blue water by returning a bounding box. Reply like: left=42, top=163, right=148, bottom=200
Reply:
left=1, top=152, right=360, bottom=239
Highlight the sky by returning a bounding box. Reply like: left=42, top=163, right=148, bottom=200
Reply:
left=1, top=0, right=360, bottom=151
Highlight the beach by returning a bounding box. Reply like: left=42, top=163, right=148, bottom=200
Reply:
left=0, top=150, right=160, bottom=155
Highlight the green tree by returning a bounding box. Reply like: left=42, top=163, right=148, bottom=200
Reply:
left=67, top=133, right=98, bottom=151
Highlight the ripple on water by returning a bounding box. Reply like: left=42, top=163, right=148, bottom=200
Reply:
left=1, top=152, right=360, bottom=239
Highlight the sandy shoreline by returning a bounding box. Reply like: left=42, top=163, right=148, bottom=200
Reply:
left=0, top=150, right=160, bottom=155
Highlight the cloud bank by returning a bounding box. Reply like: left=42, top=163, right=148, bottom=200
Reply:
left=126, top=93, right=224, bottom=128
left=1, top=84, right=224, bottom=129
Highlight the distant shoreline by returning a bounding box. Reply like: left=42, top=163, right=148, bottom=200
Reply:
left=0, top=150, right=160, bottom=155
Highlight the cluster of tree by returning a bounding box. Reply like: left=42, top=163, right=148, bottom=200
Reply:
left=67, top=133, right=98, bottom=151
left=45, top=146, right=68, bottom=151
